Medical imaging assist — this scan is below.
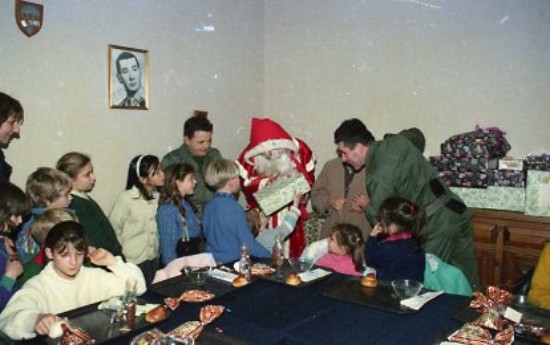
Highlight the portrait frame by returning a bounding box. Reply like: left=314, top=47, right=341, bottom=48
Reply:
left=108, top=44, right=149, bottom=110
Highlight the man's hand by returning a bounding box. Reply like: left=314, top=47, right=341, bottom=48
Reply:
left=34, top=313, right=62, bottom=336
left=329, top=197, right=346, bottom=211
left=88, top=247, right=117, bottom=267
left=350, top=193, right=369, bottom=212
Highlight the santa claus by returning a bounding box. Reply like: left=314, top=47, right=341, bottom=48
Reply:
left=237, top=117, right=316, bottom=258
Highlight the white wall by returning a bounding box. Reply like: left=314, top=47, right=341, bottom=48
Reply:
left=1, top=0, right=264, bottom=210
left=2, top=0, right=549, bottom=212
left=264, top=0, right=550, bottom=171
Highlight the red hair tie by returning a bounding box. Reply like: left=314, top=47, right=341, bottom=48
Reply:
left=409, top=204, right=415, bottom=214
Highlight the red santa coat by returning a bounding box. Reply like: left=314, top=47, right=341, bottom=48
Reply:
left=236, top=118, right=315, bottom=258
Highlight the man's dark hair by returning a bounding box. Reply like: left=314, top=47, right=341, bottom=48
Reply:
left=184, top=116, right=213, bottom=138
left=0, top=92, right=24, bottom=125
left=115, top=52, right=140, bottom=75
left=334, top=118, right=374, bottom=149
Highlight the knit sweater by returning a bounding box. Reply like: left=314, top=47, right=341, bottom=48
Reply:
left=203, top=192, right=270, bottom=263
left=0, top=238, right=18, bottom=310
left=365, top=235, right=425, bottom=282
left=256, top=206, right=300, bottom=252
left=156, top=199, right=201, bottom=266
left=109, top=187, right=159, bottom=265
left=0, top=257, right=145, bottom=340
left=69, top=192, right=124, bottom=258
left=528, top=243, right=550, bottom=309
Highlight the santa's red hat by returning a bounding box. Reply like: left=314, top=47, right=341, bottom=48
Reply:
left=243, top=117, right=298, bottom=164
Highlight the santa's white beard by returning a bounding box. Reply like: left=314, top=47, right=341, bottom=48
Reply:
left=254, top=151, right=296, bottom=178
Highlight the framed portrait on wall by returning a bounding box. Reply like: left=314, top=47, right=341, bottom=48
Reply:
left=108, top=45, right=149, bottom=110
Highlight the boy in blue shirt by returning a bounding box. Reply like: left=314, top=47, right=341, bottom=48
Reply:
left=202, top=159, right=270, bottom=264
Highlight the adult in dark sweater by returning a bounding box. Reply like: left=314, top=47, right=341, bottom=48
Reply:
left=0, top=92, right=24, bottom=182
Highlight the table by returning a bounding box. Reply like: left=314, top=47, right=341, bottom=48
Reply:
left=19, top=273, right=471, bottom=345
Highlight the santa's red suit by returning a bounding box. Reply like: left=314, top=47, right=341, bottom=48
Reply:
left=237, top=117, right=316, bottom=258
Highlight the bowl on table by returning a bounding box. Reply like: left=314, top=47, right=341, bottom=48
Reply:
left=183, top=266, right=213, bottom=285
left=288, top=258, right=315, bottom=273
left=391, top=279, right=423, bottom=300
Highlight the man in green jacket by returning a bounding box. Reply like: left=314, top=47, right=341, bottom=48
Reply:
left=333, top=118, right=480, bottom=288
left=161, top=116, right=221, bottom=214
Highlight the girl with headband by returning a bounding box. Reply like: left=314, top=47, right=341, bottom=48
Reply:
left=109, top=154, right=164, bottom=285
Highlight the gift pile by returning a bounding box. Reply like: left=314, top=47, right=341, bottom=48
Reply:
left=447, top=286, right=544, bottom=344
left=429, top=126, right=550, bottom=216
left=429, top=126, right=513, bottom=189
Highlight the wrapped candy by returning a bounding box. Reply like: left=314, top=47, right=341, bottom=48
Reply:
left=470, top=286, right=513, bottom=313
left=200, top=305, right=225, bottom=325
left=470, top=308, right=505, bottom=331
left=447, top=323, right=492, bottom=344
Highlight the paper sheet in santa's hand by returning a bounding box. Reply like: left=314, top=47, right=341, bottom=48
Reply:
left=253, top=173, right=311, bottom=216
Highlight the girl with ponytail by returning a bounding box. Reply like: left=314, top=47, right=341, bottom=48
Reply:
left=365, top=196, right=426, bottom=282
left=156, top=163, right=202, bottom=266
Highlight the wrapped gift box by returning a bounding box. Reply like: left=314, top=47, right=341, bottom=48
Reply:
left=492, top=170, right=526, bottom=188
left=430, top=155, right=497, bottom=173
left=253, top=173, right=311, bottom=215
left=450, top=186, right=525, bottom=212
left=525, top=170, right=550, bottom=217
left=440, top=126, right=511, bottom=160
left=525, top=154, right=550, bottom=171
left=438, top=170, right=493, bottom=188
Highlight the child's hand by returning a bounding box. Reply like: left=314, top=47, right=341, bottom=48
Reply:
left=291, top=191, right=303, bottom=208
left=370, top=223, right=384, bottom=237
left=258, top=212, right=268, bottom=233
left=4, top=257, right=23, bottom=280
left=88, top=247, right=117, bottom=267
left=34, top=313, right=63, bottom=336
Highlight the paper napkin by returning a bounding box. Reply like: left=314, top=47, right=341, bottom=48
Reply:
left=210, top=268, right=238, bottom=283
left=298, top=268, right=331, bottom=283
left=400, top=290, right=444, bottom=310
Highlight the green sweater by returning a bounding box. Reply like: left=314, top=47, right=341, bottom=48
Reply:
left=69, top=195, right=124, bottom=259
left=364, top=134, right=479, bottom=288
left=161, top=144, right=221, bottom=213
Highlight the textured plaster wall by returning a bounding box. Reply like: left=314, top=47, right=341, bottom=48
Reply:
left=1, top=0, right=264, bottom=210
left=263, top=0, right=550, bottom=171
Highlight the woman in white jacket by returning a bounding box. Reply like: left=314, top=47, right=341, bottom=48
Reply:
left=0, top=221, right=146, bottom=340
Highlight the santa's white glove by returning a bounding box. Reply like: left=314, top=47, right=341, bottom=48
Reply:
left=300, top=238, right=329, bottom=263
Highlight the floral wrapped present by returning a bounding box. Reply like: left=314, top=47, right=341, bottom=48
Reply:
left=492, top=170, right=526, bottom=188
left=450, top=186, right=525, bottom=212
left=430, top=154, right=498, bottom=173
left=525, top=170, right=550, bottom=217
left=525, top=154, right=550, bottom=171
left=438, top=170, right=493, bottom=188
left=440, top=126, right=511, bottom=160
left=253, top=173, right=311, bottom=215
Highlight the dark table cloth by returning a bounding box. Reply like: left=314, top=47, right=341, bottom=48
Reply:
left=18, top=274, right=476, bottom=345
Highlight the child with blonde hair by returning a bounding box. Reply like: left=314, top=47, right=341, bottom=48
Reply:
left=56, top=152, right=124, bottom=259
left=16, top=167, right=72, bottom=279
left=202, top=159, right=270, bottom=263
